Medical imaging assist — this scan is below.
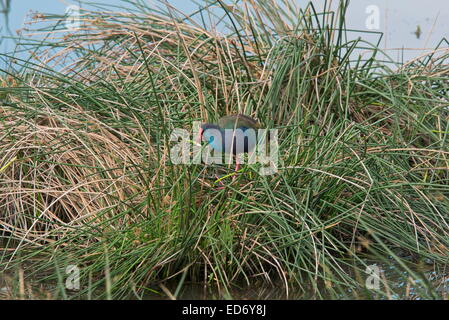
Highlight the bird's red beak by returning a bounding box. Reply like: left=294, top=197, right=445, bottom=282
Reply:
left=197, top=127, right=203, bottom=144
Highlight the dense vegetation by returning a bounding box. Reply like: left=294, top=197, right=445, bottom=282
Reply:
left=1, top=0, right=448, bottom=299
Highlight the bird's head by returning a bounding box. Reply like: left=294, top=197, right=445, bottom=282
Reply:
left=197, top=123, right=221, bottom=145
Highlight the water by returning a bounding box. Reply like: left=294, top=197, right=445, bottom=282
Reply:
left=1, top=0, right=448, bottom=62
left=323, top=0, right=449, bottom=62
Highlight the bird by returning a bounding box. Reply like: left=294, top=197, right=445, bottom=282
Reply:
left=198, top=114, right=261, bottom=172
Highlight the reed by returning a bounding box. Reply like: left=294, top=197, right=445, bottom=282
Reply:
left=0, top=0, right=448, bottom=299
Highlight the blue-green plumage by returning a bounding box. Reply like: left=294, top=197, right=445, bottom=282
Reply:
left=200, top=124, right=254, bottom=154
left=199, top=114, right=261, bottom=171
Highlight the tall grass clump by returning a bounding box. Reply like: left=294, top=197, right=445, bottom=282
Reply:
left=1, top=0, right=448, bottom=299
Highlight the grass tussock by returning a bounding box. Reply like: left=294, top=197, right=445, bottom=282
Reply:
left=1, top=0, right=449, bottom=299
